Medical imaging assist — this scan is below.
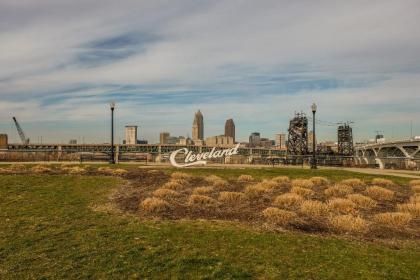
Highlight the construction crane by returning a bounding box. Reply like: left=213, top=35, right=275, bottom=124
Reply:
left=12, top=117, right=30, bottom=144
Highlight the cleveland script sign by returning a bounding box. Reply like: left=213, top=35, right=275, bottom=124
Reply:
left=169, top=144, right=240, bottom=167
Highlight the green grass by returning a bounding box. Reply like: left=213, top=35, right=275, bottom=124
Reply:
left=0, top=171, right=419, bottom=279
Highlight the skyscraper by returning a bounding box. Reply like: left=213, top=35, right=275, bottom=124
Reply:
left=192, top=110, right=204, bottom=141
left=249, top=132, right=260, bottom=147
left=159, top=132, right=170, bottom=144
left=125, top=125, right=138, bottom=145
left=224, top=118, right=235, bottom=143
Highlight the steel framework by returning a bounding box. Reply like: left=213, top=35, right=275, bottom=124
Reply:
left=287, top=112, right=309, bottom=155
left=338, top=123, right=354, bottom=155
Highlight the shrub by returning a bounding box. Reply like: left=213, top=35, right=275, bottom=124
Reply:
left=271, top=176, right=290, bottom=185
left=163, top=180, right=186, bottom=190
left=188, top=195, right=217, bottom=207
left=259, top=179, right=281, bottom=190
left=409, top=195, right=420, bottom=203
left=111, top=168, right=128, bottom=176
left=291, top=179, right=314, bottom=189
left=153, top=188, right=180, bottom=199
left=397, top=203, right=420, bottom=218
left=329, top=215, right=369, bottom=234
left=346, top=194, right=377, bottom=210
left=291, top=186, right=314, bottom=198
left=141, top=197, right=170, bottom=213
left=170, top=172, right=191, bottom=180
left=212, top=179, right=229, bottom=190
left=64, top=166, right=86, bottom=174
left=273, top=193, right=304, bottom=209
left=411, top=186, right=420, bottom=194
left=204, top=175, right=222, bottom=183
left=409, top=179, right=420, bottom=187
left=244, top=185, right=266, bottom=198
left=324, top=184, right=353, bottom=197
left=238, top=174, right=254, bottom=182
left=262, top=207, right=297, bottom=226
left=9, top=164, right=26, bottom=171
left=193, top=186, right=214, bottom=195
left=373, top=212, right=412, bottom=229
left=340, top=178, right=365, bottom=188
left=31, top=165, right=52, bottom=173
left=218, top=192, right=246, bottom=203
left=97, top=167, right=112, bottom=173
left=299, top=200, right=328, bottom=218
left=371, top=178, right=394, bottom=187
left=364, top=186, right=394, bottom=201
left=310, top=176, right=330, bottom=186
left=327, top=198, right=356, bottom=214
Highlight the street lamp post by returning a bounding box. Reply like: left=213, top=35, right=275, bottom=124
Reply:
left=311, top=103, right=317, bottom=169
left=110, top=101, right=115, bottom=164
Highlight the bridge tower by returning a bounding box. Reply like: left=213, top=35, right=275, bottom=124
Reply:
left=337, top=123, right=354, bottom=156
left=287, top=112, right=309, bottom=155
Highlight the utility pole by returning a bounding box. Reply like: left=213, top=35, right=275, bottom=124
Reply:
left=110, top=102, right=116, bottom=164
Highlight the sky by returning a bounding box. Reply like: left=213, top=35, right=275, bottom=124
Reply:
left=0, top=0, right=419, bottom=144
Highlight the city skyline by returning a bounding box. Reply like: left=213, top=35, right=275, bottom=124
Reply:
left=0, top=1, right=419, bottom=143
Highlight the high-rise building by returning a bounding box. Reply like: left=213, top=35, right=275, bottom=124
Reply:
left=125, top=125, right=138, bottom=145
left=224, top=119, right=235, bottom=143
left=249, top=132, right=261, bottom=147
left=160, top=132, right=170, bottom=144
left=0, top=134, right=8, bottom=150
left=275, top=133, right=286, bottom=149
left=192, top=110, right=204, bottom=141
left=205, top=135, right=234, bottom=147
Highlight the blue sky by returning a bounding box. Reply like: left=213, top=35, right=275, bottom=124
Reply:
left=0, top=0, right=419, bottom=144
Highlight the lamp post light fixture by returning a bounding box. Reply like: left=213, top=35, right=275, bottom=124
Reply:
left=110, top=101, right=116, bottom=164
left=311, top=102, right=317, bottom=169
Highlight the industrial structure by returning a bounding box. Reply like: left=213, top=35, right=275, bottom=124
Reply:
left=124, top=125, right=138, bottom=145
left=12, top=117, right=30, bottom=144
left=337, top=123, right=354, bottom=156
left=287, top=112, right=309, bottom=155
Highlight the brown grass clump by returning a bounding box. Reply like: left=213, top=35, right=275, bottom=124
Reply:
left=262, top=207, right=297, bottom=226
left=310, top=176, right=330, bottom=186
left=193, top=186, right=214, bottom=195
left=364, top=186, right=394, bottom=201
left=218, top=192, right=246, bottom=203
left=238, top=174, right=254, bottom=182
left=111, top=168, right=128, bottom=176
left=329, top=215, right=369, bottom=234
left=373, top=212, right=412, bottom=229
left=64, top=166, right=86, bottom=174
left=327, top=198, right=356, bottom=214
left=271, top=176, right=290, bottom=184
left=31, top=165, right=52, bottom=173
left=170, top=172, right=191, bottom=180
left=409, top=179, right=420, bottom=187
left=346, top=194, right=377, bottom=210
left=291, top=179, right=314, bottom=189
left=153, top=188, right=180, bottom=199
left=188, top=195, right=217, bottom=207
left=244, top=185, right=266, bottom=198
left=259, top=179, right=281, bottom=190
left=324, top=184, right=353, bottom=198
left=340, top=178, right=365, bottom=188
left=291, top=186, right=314, bottom=198
left=97, top=166, right=112, bottom=173
left=299, top=200, right=328, bottom=218
left=371, top=178, right=394, bottom=187
left=140, top=197, right=170, bottom=213
left=162, top=180, right=186, bottom=190
left=409, top=195, right=420, bottom=203
left=411, top=186, right=420, bottom=194
left=9, top=164, right=26, bottom=171
left=204, top=175, right=222, bottom=183
left=212, top=179, right=229, bottom=190
left=397, top=203, right=420, bottom=218
left=273, top=193, right=304, bottom=209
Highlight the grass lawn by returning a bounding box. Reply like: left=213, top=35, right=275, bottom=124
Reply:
left=0, top=168, right=419, bottom=279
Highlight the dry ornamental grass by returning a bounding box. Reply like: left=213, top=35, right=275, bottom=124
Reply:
left=271, top=176, right=290, bottom=184
left=237, top=174, right=254, bottom=182
left=244, top=185, right=266, bottom=198
left=340, top=178, right=366, bottom=189
left=324, top=184, right=353, bottom=197
left=397, top=202, right=420, bottom=218
left=273, top=193, right=304, bottom=209
left=204, top=175, right=222, bottom=183
left=373, top=212, right=412, bottom=229
left=259, top=180, right=281, bottom=190
left=371, top=178, right=394, bottom=187
left=409, top=195, right=420, bottom=203
left=170, top=172, right=191, bottom=180
left=111, top=168, right=128, bottom=176
left=188, top=195, right=217, bottom=207
left=310, top=176, right=330, bottom=187
left=346, top=194, right=377, bottom=210
left=291, top=179, right=314, bottom=189
left=141, top=197, right=170, bottom=213
left=300, top=200, right=328, bottom=218
left=97, top=167, right=112, bottom=173
left=409, top=179, right=420, bottom=187
left=411, top=186, right=420, bottom=194
left=329, top=215, right=369, bottom=234
left=291, top=186, right=314, bottom=198
left=31, top=165, right=52, bottom=173
left=262, top=207, right=297, bottom=226
left=218, top=192, right=246, bottom=203
left=153, top=188, right=180, bottom=199
left=192, top=186, right=214, bottom=195
left=327, top=198, right=356, bottom=214
left=364, top=186, right=394, bottom=201
left=9, top=164, right=26, bottom=171
left=64, top=166, right=86, bottom=175
left=212, top=179, right=229, bottom=190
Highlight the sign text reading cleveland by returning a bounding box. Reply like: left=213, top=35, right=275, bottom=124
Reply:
left=170, top=144, right=239, bottom=167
